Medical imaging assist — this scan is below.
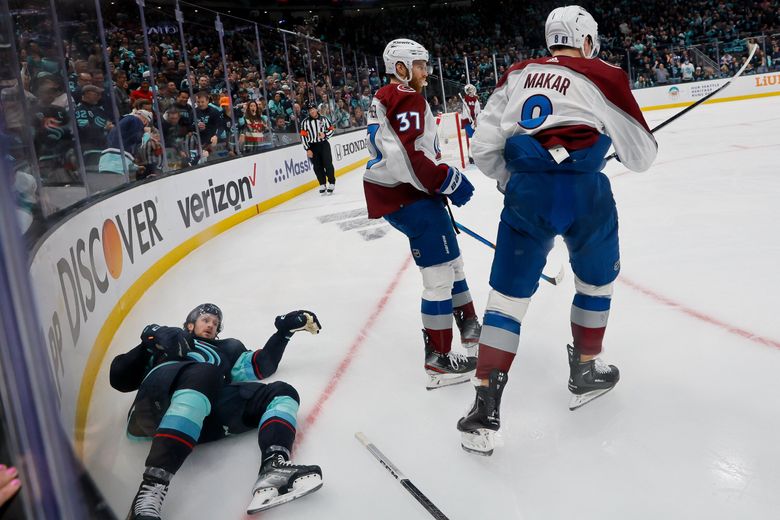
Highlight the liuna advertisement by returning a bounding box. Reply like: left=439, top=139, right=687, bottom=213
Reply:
left=28, top=129, right=370, bottom=443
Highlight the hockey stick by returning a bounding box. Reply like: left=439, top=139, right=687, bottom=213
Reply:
left=606, top=41, right=758, bottom=163
left=443, top=198, right=563, bottom=286
left=454, top=221, right=565, bottom=285
left=355, top=432, right=450, bottom=520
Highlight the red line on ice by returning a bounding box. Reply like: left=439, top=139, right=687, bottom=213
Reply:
left=296, top=255, right=414, bottom=443
left=243, top=255, right=412, bottom=519
left=619, top=276, right=780, bottom=349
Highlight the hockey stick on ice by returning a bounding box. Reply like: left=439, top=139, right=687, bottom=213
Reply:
left=454, top=221, right=565, bottom=285
left=443, top=198, right=563, bottom=286
left=355, top=432, right=450, bottom=520
left=606, top=41, right=758, bottom=163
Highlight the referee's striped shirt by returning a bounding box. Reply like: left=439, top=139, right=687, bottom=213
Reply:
left=300, top=115, right=335, bottom=150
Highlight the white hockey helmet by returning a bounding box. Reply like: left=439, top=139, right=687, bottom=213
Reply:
left=545, top=5, right=600, bottom=59
left=464, top=84, right=477, bottom=95
left=383, top=38, right=430, bottom=83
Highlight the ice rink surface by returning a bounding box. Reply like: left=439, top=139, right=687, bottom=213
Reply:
left=85, top=96, right=780, bottom=519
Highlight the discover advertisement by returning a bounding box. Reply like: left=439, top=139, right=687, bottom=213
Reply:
left=28, top=129, right=370, bottom=441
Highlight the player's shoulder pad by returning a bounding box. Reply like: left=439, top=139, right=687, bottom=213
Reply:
left=597, top=58, right=625, bottom=71
left=377, top=83, right=423, bottom=112
left=394, top=84, right=417, bottom=95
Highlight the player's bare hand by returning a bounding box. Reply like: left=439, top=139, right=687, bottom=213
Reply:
left=0, top=465, right=21, bottom=507
left=306, top=149, right=314, bottom=158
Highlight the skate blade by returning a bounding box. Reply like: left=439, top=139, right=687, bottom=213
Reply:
left=569, top=386, right=615, bottom=411
left=247, top=474, right=323, bottom=514
left=462, top=341, right=479, bottom=358
left=460, top=430, right=495, bottom=456
left=426, top=371, right=473, bottom=390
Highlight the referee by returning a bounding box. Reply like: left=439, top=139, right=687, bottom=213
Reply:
left=300, top=102, right=336, bottom=195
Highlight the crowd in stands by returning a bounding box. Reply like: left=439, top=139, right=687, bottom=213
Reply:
left=319, top=0, right=780, bottom=99
left=2, top=2, right=383, bottom=206
left=2, top=0, right=780, bottom=233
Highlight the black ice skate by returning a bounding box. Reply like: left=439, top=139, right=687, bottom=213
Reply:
left=457, top=369, right=507, bottom=456
left=326, top=182, right=335, bottom=195
left=454, top=309, right=481, bottom=357
left=318, top=184, right=326, bottom=196
left=247, top=453, right=323, bottom=514
left=423, top=330, right=476, bottom=390
left=567, top=344, right=620, bottom=410
left=126, top=467, right=172, bottom=520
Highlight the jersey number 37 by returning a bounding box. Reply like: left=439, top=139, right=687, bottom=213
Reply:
left=396, top=111, right=421, bottom=132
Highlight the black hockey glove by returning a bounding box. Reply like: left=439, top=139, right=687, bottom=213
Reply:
left=141, top=324, right=191, bottom=361
left=274, top=310, right=322, bottom=335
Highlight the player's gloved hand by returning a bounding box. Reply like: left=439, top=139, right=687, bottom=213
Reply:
left=141, top=324, right=191, bottom=360
left=436, top=167, right=474, bottom=207
left=275, top=311, right=322, bottom=335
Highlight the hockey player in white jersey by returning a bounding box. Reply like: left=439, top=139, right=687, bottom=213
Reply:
left=457, top=5, right=657, bottom=455
left=363, top=39, right=482, bottom=389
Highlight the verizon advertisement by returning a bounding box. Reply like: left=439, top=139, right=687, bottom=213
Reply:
left=29, top=130, right=369, bottom=438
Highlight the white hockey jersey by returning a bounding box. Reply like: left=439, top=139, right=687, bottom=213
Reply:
left=472, top=56, right=657, bottom=189
left=363, top=83, right=451, bottom=218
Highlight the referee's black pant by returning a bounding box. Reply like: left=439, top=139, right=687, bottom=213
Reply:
left=309, top=141, right=335, bottom=186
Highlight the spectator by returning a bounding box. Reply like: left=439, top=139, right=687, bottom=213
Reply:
left=71, top=71, right=92, bottom=104
left=242, top=100, right=271, bottom=153
left=197, top=75, right=211, bottom=92
left=219, top=96, right=243, bottom=155
left=8, top=155, right=40, bottom=234
left=290, top=102, right=303, bottom=127
left=171, top=91, right=194, bottom=137
left=161, top=108, right=186, bottom=159
left=332, top=99, right=351, bottom=129
left=133, top=98, right=153, bottom=113
left=130, top=79, right=153, bottom=105
left=137, top=127, right=163, bottom=179
left=194, top=91, right=223, bottom=149
left=97, top=109, right=152, bottom=184
left=75, top=84, right=113, bottom=171
left=0, top=462, right=21, bottom=510
left=112, top=70, right=132, bottom=116
left=155, top=82, right=176, bottom=113
left=429, top=95, right=444, bottom=116
left=653, top=62, right=670, bottom=84
left=681, top=59, right=695, bottom=81
left=273, top=115, right=293, bottom=134
left=33, top=100, right=76, bottom=184
left=268, top=91, right=286, bottom=120
left=351, top=106, right=367, bottom=127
